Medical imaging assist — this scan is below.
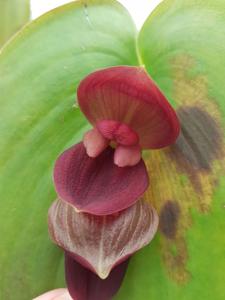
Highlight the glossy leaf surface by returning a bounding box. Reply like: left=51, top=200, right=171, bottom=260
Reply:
left=0, top=1, right=138, bottom=298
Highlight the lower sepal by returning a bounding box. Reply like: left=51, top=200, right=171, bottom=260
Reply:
left=48, top=198, right=158, bottom=279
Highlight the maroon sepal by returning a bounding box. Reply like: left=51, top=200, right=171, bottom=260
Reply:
left=53, top=142, right=149, bottom=215
left=65, top=252, right=129, bottom=300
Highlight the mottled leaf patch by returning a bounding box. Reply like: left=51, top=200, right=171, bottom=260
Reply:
left=169, top=53, right=225, bottom=211
left=143, top=54, right=225, bottom=284
left=144, top=150, right=191, bottom=283
left=174, top=106, right=223, bottom=170
left=169, top=106, right=224, bottom=195
left=159, top=201, right=180, bottom=239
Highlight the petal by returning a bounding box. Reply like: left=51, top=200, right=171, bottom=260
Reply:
left=48, top=199, right=159, bottom=279
left=53, top=142, right=149, bottom=215
left=83, top=128, right=109, bottom=157
left=65, top=252, right=129, bottom=300
left=114, top=145, right=141, bottom=167
left=77, top=66, right=180, bottom=149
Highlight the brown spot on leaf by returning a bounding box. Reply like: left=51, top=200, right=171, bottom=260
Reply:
left=171, top=106, right=223, bottom=171
left=159, top=201, right=180, bottom=239
left=144, top=54, right=225, bottom=284
left=169, top=106, right=224, bottom=196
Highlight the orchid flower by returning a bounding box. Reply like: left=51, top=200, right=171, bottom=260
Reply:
left=1, top=0, right=224, bottom=299
left=52, top=66, right=180, bottom=215
left=48, top=66, right=180, bottom=300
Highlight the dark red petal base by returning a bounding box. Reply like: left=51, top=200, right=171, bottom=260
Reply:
left=53, top=142, right=149, bottom=215
left=65, top=252, right=129, bottom=300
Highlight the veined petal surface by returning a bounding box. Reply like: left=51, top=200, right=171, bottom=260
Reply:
left=77, top=66, right=180, bottom=149
left=48, top=199, right=159, bottom=279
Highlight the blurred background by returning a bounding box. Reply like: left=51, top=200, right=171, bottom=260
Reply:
left=31, top=0, right=162, bottom=28
left=0, top=0, right=162, bottom=47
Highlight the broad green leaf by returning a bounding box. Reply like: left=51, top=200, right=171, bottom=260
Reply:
left=0, top=0, right=30, bottom=47
left=117, top=1, right=225, bottom=300
left=1, top=0, right=225, bottom=299
left=0, top=1, right=138, bottom=299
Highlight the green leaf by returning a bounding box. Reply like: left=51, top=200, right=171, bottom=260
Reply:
left=117, top=1, right=225, bottom=300
left=0, top=1, right=138, bottom=299
left=1, top=0, right=225, bottom=299
left=0, top=0, right=30, bottom=47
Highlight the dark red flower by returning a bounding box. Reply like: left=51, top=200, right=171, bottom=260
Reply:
left=49, top=65, right=180, bottom=300
left=53, top=66, right=180, bottom=215
left=78, top=66, right=180, bottom=166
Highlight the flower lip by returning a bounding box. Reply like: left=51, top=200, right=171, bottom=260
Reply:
left=77, top=65, right=180, bottom=150
left=53, top=142, right=149, bottom=215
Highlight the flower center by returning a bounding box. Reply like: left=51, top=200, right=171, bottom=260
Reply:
left=82, top=121, right=142, bottom=167
left=97, top=120, right=139, bottom=146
